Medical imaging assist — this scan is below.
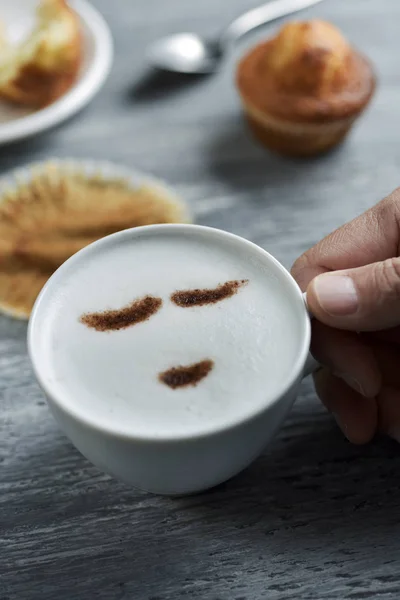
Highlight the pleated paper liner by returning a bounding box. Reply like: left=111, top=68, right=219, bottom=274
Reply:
left=0, top=159, right=190, bottom=319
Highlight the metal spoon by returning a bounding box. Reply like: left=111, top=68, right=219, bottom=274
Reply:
left=147, top=0, right=325, bottom=74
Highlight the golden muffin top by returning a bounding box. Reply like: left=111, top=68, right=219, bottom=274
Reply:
left=236, top=19, right=376, bottom=123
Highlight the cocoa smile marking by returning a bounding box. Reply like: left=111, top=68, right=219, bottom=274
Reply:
left=170, top=279, right=248, bottom=307
left=159, top=359, right=214, bottom=389
left=80, top=295, right=162, bottom=331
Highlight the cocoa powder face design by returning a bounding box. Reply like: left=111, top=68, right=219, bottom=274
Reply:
left=158, top=360, right=214, bottom=389
left=170, top=279, right=248, bottom=308
left=80, top=296, right=162, bottom=332
left=80, top=279, right=248, bottom=388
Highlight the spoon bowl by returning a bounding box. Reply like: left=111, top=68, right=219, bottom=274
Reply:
left=147, top=33, right=221, bottom=74
left=147, top=0, right=325, bottom=75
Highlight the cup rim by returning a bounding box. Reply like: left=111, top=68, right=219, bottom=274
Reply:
left=28, top=224, right=311, bottom=443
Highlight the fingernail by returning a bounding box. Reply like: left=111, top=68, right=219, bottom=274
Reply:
left=334, top=371, right=365, bottom=396
left=313, top=275, right=358, bottom=316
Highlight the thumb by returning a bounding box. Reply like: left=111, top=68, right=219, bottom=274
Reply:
left=306, top=258, right=400, bottom=331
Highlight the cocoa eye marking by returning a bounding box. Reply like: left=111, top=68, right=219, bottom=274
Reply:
left=80, top=295, right=162, bottom=331
left=170, top=279, right=248, bottom=307
left=159, top=359, right=214, bottom=389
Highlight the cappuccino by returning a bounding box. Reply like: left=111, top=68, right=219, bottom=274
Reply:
left=34, top=226, right=305, bottom=438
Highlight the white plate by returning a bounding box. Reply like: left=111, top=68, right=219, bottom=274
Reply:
left=0, top=0, right=113, bottom=145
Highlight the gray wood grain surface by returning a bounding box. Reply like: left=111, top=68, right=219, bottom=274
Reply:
left=2, top=0, right=400, bottom=598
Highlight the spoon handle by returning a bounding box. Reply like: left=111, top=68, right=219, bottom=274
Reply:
left=220, top=0, right=325, bottom=48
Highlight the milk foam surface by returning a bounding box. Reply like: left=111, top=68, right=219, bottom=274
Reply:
left=35, top=228, right=305, bottom=438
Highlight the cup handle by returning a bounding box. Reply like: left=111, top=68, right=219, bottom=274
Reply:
left=302, top=292, right=320, bottom=377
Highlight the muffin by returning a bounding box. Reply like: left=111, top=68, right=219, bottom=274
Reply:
left=236, top=20, right=376, bottom=157
left=0, top=0, right=82, bottom=108
left=0, top=160, right=190, bottom=319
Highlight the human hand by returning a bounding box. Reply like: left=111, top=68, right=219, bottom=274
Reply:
left=291, top=187, right=400, bottom=444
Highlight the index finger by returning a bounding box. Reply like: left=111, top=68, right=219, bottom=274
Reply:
left=290, top=188, right=400, bottom=291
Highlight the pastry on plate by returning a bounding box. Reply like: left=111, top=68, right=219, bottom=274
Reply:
left=0, top=0, right=82, bottom=108
left=236, top=20, right=376, bottom=156
left=0, top=161, right=190, bottom=319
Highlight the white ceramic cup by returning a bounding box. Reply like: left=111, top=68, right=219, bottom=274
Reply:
left=28, top=224, right=317, bottom=496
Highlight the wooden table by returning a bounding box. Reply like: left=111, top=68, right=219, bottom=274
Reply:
left=2, top=0, right=400, bottom=598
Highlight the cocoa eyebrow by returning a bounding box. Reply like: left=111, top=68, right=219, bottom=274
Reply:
left=170, top=279, right=248, bottom=307
left=80, top=295, right=162, bottom=331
